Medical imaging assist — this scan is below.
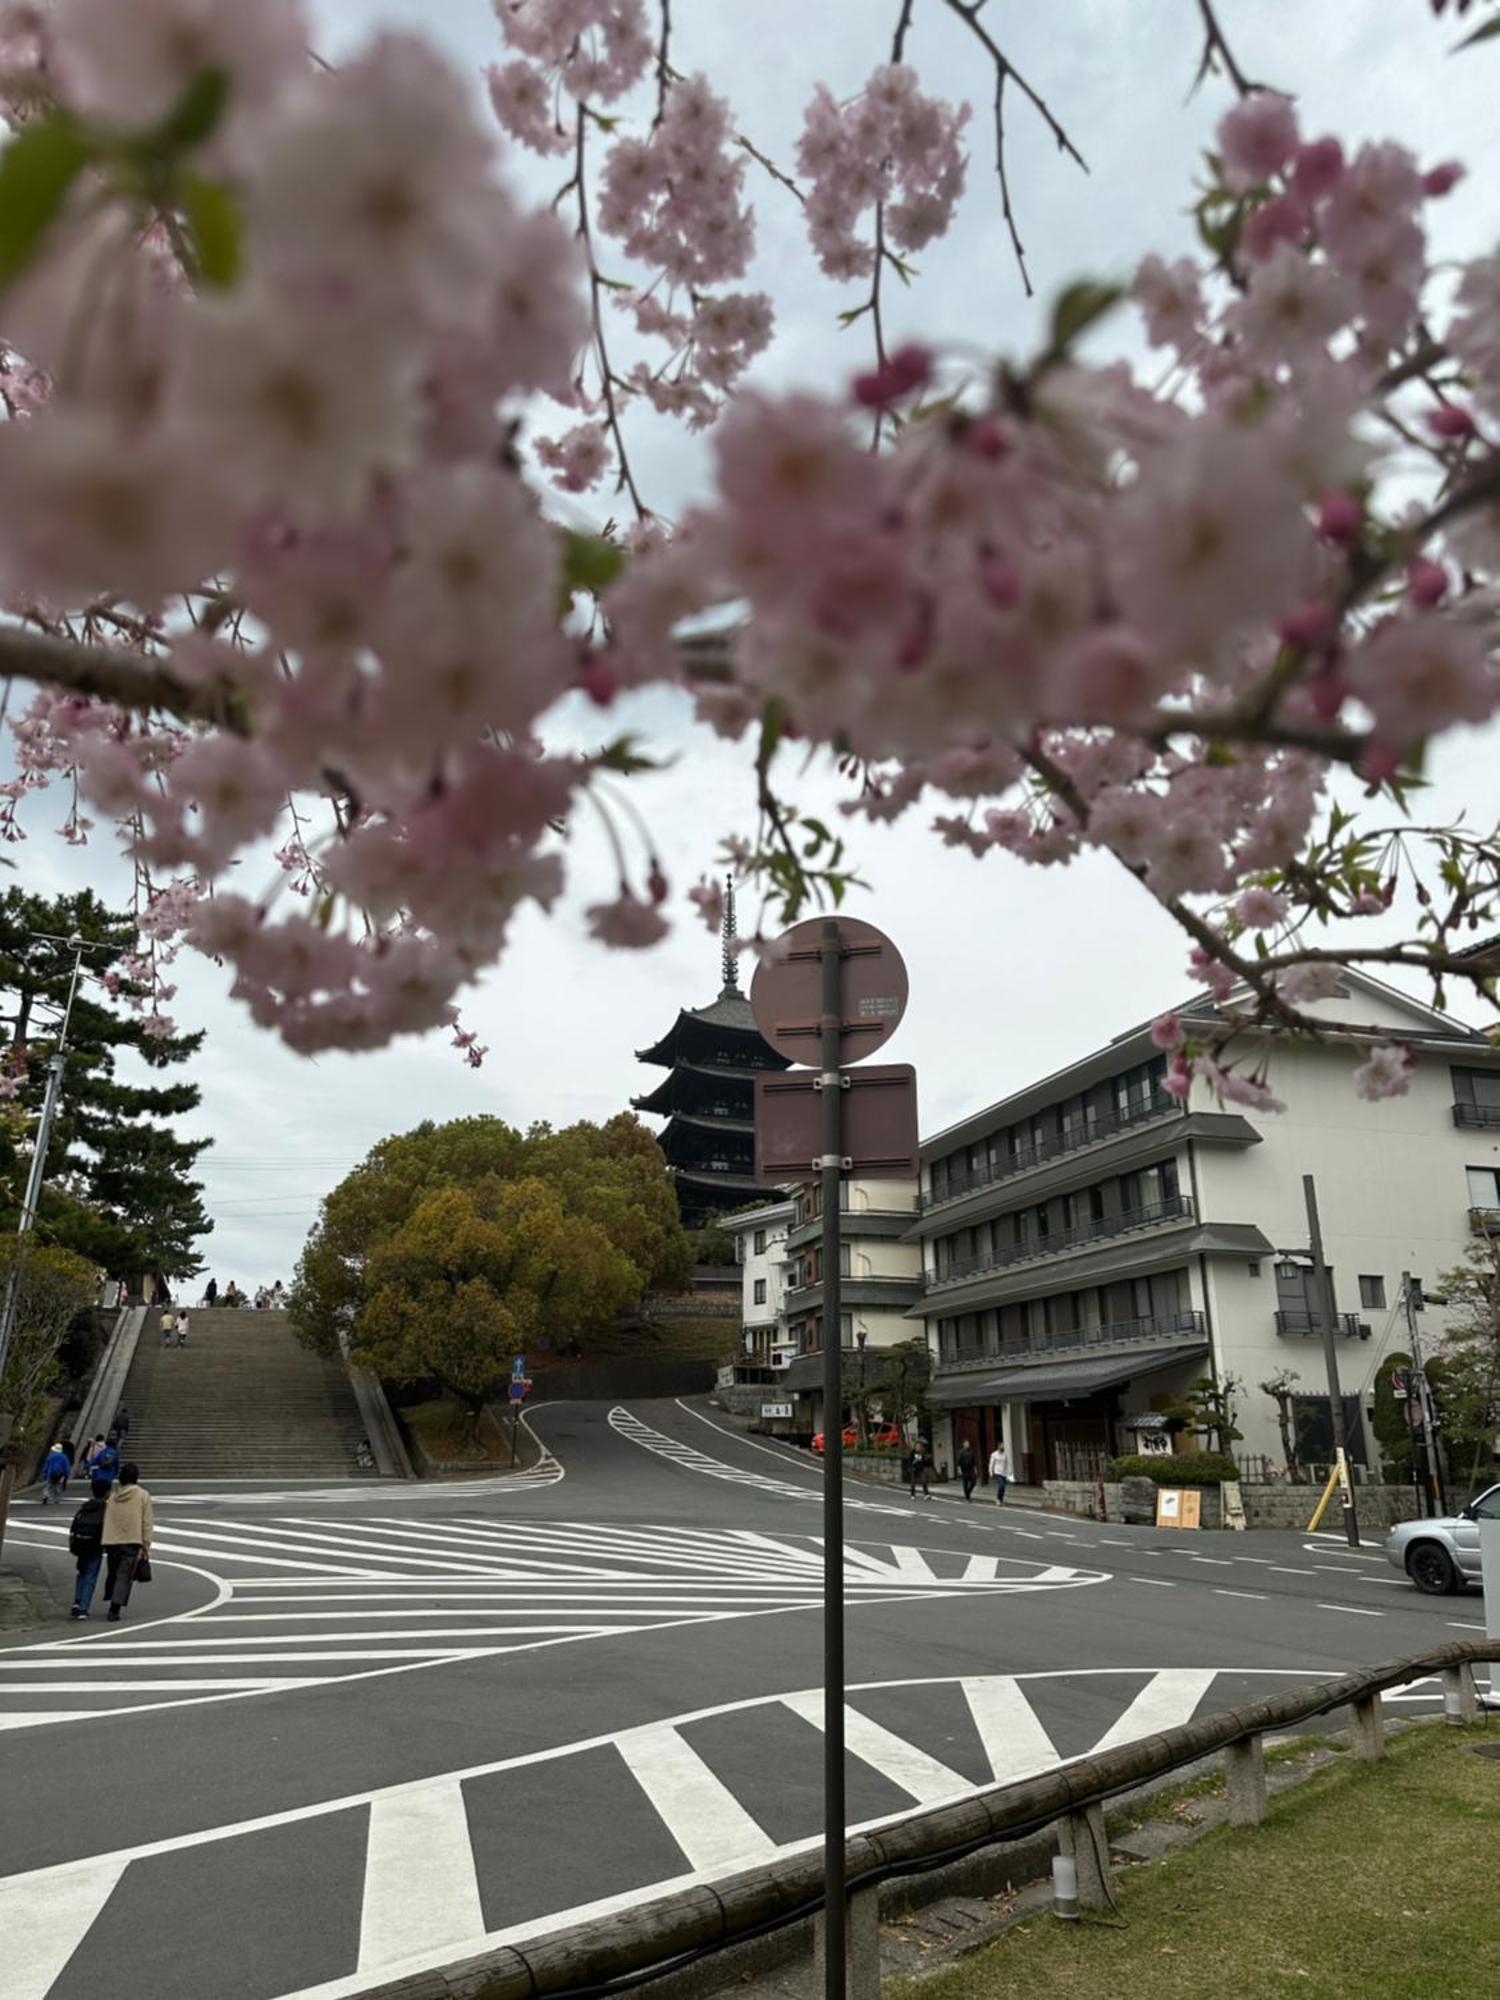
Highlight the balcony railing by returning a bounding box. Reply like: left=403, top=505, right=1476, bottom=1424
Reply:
left=1273, top=1310, right=1367, bottom=1338
left=1470, top=1206, right=1500, bottom=1234
left=935, top=1309, right=1206, bottom=1373
left=923, top=1096, right=1182, bottom=1213
left=927, top=1193, right=1195, bottom=1290
left=1453, top=1102, right=1500, bottom=1130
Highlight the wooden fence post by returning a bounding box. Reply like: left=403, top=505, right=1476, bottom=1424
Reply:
left=1224, top=1734, right=1268, bottom=1826
left=1351, top=1691, right=1385, bottom=1761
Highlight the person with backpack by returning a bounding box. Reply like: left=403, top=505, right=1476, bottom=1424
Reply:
left=40, top=1441, right=70, bottom=1504
left=907, top=1439, right=932, bottom=1499
left=101, top=1462, right=154, bottom=1621
left=93, top=1436, right=121, bottom=1485
left=957, top=1440, right=978, bottom=1501
left=68, top=1476, right=113, bottom=1617
left=79, top=1433, right=106, bottom=1478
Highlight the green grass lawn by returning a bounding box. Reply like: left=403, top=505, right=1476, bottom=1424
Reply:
left=890, top=1722, right=1500, bottom=2000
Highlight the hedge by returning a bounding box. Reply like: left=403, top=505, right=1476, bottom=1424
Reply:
left=1106, top=1452, right=1238, bottom=1485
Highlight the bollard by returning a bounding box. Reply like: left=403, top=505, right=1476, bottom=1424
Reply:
left=1442, top=1662, right=1479, bottom=1725
left=1350, top=1690, right=1385, bottom=1761
left=1224, top=1734, right=1268, bottom=1826
left=1057, top=1801, right=1113, bottom=1911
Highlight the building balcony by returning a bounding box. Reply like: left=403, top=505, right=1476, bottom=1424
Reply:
left=922, top=1099, right=1183, bottom=1213
left=1470, top=1206, right=1500, bottom=1234
left=786, top=1201, right=919, bottom=1253
left=783, top=1274, right=925, bottom=1316
left=935, top=1309, right=1206, bottom=1373
left=1273, top=1310, right=1369, bottom=1338
left=1453, top=1102, right=1500, bottom=1130
left=926, top=1193, right=1196, bottom=1292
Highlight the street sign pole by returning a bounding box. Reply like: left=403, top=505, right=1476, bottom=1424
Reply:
left=818, top=918, right=847, bottom=2000
left=1400, top=1270, right=1445, bottom=1517
left=1303, top=1174, right=1359, bottom=1548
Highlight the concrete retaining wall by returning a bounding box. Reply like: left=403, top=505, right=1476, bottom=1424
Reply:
left=527, top=1358, right=715, bottom=1402
left=1042, top=1477, right=1424, bottom=1531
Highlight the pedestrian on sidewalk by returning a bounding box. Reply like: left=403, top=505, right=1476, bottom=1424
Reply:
left=40, top=1441, right=70, bottom=1504
left=989, top=1443, right=1009, bottom=1504
left=79, top=1434, right=106, bottom=1478
left=159, top=1305, right=176, bottom=1346
left=94, top=1435, right=120, bottom=1485
left=907, top=1439, right=932, bottom=1499
left=68, top=1475, right=113, bottom=1618
left=102, top=1463, right=154, bottom=1622
left=176, top=1308, right=190, bottom=1347
left=957, top=1441, right=978, bottom=1501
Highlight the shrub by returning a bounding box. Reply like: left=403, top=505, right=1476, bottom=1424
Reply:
left=1106, top=1452, right=1238, bottom=1485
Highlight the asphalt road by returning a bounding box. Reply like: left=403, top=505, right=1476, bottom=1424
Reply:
left=0, top=1398, right=1483, bottom=2000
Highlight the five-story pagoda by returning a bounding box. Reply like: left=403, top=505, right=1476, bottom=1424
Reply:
left=632, top=887, right=788, bottom=1228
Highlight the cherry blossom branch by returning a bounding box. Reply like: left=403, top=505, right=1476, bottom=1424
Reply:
left=573, top=104, right=649, bottom=522
left=1191, top=0, right=1261, bottom=97
left=653, top=0, right=671, bottom=130
left=0, top=624, right=247, bottom=731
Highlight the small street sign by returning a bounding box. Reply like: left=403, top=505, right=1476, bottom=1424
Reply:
left=512, top=1354, right=526, bottom=1381
left=753, top=1062, right=919, bottom=1180
left=1391, top=1366, right=1410, bottom=1400
left=750, top=916, right=908, bottom=1067
left=761, top=1401, right=794, bottom=1420
left=508, top=1379, right=531, bottom=1403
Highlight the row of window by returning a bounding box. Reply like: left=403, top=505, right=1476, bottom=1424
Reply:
left=928, top=1056, right=1172, bottom=1199
left=935, top=1270, right=1191, bottom=1359
left=930, top=1159, right=1183, bottom=1277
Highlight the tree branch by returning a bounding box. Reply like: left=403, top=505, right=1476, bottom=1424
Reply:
left=653, top=0, right=671, bottom=130
left=574, top=107, right=649, bottom=522
left=0, top=623, right=248, bottom=731
left=1191, top=0, right=1260, bottom=97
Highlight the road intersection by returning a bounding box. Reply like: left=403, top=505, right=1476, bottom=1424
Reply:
left=0, top=1398, right=1479, bottom=2000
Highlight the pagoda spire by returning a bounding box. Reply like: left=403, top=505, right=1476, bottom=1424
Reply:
left=721, top=875, right=740, bottom=994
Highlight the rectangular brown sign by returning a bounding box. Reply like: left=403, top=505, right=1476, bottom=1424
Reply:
left=754, top=1064, right=919, bottom=1180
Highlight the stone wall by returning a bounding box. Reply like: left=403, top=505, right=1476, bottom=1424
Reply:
left=1042, top=1476, right=1423, bottom=1532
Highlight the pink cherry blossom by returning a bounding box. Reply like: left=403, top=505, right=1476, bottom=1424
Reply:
left=51, top=0, right=308, bottom=136
left=1234, top=886, right=1289, bottom=928
left=586, top=891, right=670, bottom=949
left=1352, top=1042, right=1414, bottom=1100
left=687, top=878, right=725, bottom=933
left=1149, top=1011, right=1185, bottom=1050
left=1218, top=91, right=1300, bottom=193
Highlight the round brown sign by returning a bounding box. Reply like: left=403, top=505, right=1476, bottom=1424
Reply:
left=749, top=916, right=909, bottom=1067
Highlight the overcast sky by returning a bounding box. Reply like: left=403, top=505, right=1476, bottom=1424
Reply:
left=16, top=2, right=1500, bottom=1286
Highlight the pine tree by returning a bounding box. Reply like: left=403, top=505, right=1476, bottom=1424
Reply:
left=0, top=887, right=211, bottom=1283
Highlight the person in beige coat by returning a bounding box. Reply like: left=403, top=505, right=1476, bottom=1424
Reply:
left=101, top=1463, right=154, bottom=1622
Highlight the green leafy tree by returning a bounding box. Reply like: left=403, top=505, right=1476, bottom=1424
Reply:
left=1431, top=1239, right=1500, bottom=1492
left=1370, top=1351, right=1418, bottom=1481
left=0, top=888, right=210, bottom=1282
left=1165, top=1374, right=1245, bottom=1456
left=0, top=1237, right=98, bottom=1553
left=290, top=1114, right=692, bottom=1416
left=1259, top=1367, right=1304, bottom=1480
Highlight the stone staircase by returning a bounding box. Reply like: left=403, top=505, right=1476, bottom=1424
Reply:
left=116, top=1308, right=372, bottom=1480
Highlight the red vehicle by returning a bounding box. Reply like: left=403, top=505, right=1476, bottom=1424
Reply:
left=810, top=1425, right=860, bottom=1454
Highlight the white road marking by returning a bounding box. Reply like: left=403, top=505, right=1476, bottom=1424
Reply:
left=615, top=1724, right=778, bottom=1874
left=358, top=1781, right=484, bottom=1972
left=1189, top=1557, right=1233, bottom=1566
left=1213, top=1589, right=1267, bottom=1601
left=1447, top=1621, right=1486, bottom=1632
left=0, top=1854, right=127, bottom=2000
left=1127, top=1576, right=1177, bottom=1587
left=961, top=1676, right=1060, bottom=1783
left=1091, top=1669, right=1218, bottom=1751
left=1314, top=1603, right=1383, bottom=1617
left=783, top=1693, right=970, bottom=1805
left=1269, top=1566, right=1316, bottom=1576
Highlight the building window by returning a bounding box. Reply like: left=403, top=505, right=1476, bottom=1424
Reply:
left=753, top=1228, right=766, bottom=1254
left=1467, top=1166, right=1500, bottom=1208
left=753, top=1278, right=767, bottom=1305
left=1358, top=1274, right=1386, bottom=1309
left=1247, top=1260, right=1261, bottom=1278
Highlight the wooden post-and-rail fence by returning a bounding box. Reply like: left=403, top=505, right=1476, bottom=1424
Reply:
left=355, top=1640, right=1496, bottom=2000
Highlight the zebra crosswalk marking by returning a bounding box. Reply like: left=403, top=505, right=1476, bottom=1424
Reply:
left=357, top=1780, right=484, bottom=1974
left=781, top=1690, right=972, bottom=1805
left=606, top=1408, right=908, bottom=1515
left=1089, top=1668, right=1221, bottom=1752
left=961, top=1675, right=1061, bottom=1784
left=615, top=1724, right=780, bottom=1874
left=2, top=1852, right=128, bottom=2000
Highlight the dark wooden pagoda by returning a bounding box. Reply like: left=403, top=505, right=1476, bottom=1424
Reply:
left=632, top=887, right=788, bottom=1229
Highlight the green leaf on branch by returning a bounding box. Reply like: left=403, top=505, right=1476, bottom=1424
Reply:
left=0, top=114, right=92, bottom=288
left=156, top=67, right=232, bottom=151
left=560, top=529, right=626, bottom=607
left=1454, top=14, right=1500, bottom=51
left=594, top=734, right=670, bottom=777
left=179, top=175, right=241, bottom=287
left=1048, top=279, right=1124, bottom=355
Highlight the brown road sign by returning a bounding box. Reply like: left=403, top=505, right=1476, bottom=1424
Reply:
left=754, top=1064, right=919, bottom=1180
left=749, top=917, right=908, bottom=1067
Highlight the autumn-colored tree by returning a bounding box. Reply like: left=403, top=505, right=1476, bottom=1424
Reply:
left=355, top=1180, right=640, bottom=1435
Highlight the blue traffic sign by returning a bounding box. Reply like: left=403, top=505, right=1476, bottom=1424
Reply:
left=508, top=1379, right=530, bottom=1402
left=512, top=1354, right=526, bottom=1380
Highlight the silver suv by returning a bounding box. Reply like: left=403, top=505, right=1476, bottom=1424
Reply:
left=1385, top=1483, right=1500, bottom=1594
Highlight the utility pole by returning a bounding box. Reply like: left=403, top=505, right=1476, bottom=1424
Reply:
left=1303, top=1174, right=1360, bottom=1548
left=0, top=934, right=88, bottom=1391
left=817, top=918, right=848, bottom=2000
left=1401, top=1272, right=1447, bottom=1517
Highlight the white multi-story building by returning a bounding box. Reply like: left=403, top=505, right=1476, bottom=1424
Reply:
left=725, top=1195, right=797, bottom=1378
left=913, top=970, right=1500, bottom=1485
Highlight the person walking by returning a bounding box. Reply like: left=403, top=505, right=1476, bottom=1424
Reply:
left=957, top=1440, right=978, bottom=1502
left=159, top=1304, right=176, bottom=1346
left=40, top=1441, right=71, bottom=1504
left=101, top=1463, right=154, bottom=1622
left=176, top=1308, right=190, bottom=1347
left=114, top=1405, right=130, bottom=1442
left=989, top=1442, right=1009, bottom=1504
left=60, top=1434, right=77, bottom=1480
left=79, top=1434, right=106, bottom=1478
left=907, top=1438, right=932, bottom=1500
left=94, top=1435, right=121, bottom=1485
left=204, top=1275, right=218, bottom=1305
left=68, top=1475, right=113, bottom=1618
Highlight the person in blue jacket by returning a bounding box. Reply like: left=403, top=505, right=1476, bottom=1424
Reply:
left=92, top=1436, right=121, bottom=1485
left=40, top=1442, right=71, bottom=1504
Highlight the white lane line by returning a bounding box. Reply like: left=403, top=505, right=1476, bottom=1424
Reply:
left=1269, top=1566, right=1316, bottom=1576
left=1100, top=1539, right=1136, bottom=1548
left=614, top=1724, right=778, bottom=1875
left=358, top=1780, right=483, bottom=1973
left=1011, top=1530, right=1044, bottom=1540
left=1314, top=1603, right=1383, bottom=1617
left=1235, top=1557, right=1277, bottom=1566
left=783, top=1692, right=970, bottom=1805
left=1189, top=1557, right=1233, bottom=1567
left=1127, top=1577, right=1177, bottom=1588
left=1213, top=1589, right=1267, bottom=1601
left=1447, top=1621, right=1486, bottom=1632
left=1091, top=1668, right=1218, bottom=1752
left=1046, top=1534, right=1081, bottom=1541
left=0, top=1853, right=128, bottom=2000
left=962, top=1676, right=1060, bottom=1784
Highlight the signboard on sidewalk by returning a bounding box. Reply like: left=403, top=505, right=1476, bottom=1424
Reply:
left=761, top=1401, right=794, bottom=1420
left=1221, top=1479, right=1248, bottom=1532
left=1156, top=1487, right=1201, bottom=1529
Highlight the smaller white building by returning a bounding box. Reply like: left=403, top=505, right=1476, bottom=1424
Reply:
left=724, top=1195, right=797, bottom=1379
